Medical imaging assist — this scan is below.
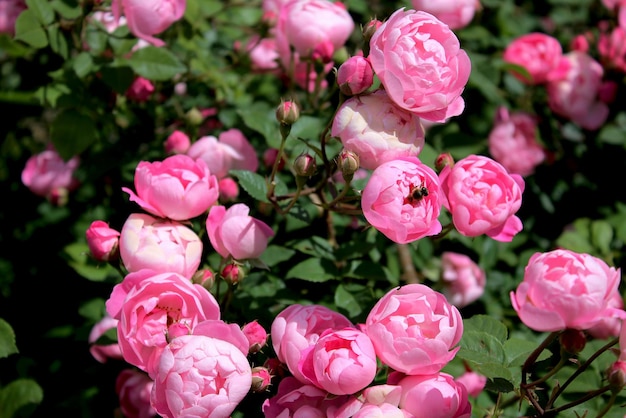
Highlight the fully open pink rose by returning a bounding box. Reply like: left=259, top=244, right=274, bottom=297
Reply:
left=151, top=334, right=252, bottom=418
left=331, top=89, right=425, bottom=170
left=111, top=0, right=186, bottom=47
left=397, top=372, right=472, bottom=418
left=440, top=252, right=486, bottom=308
left=206, top=203, right=274, bottom=260
left=361, top=157, right=443, bottom=244
left=502, top=32, right=570, bottom=85
left=271, top=304, right=353, bottom=385
left=439, top=154, right=524, bottom=242
left=368, top=8, right=471, bottom=122
left=119, top=213, right=203, bottom=278
left=21, top=148, right=80, bottom=200
left=365, top=284, right=463, bottom=375
left=410, top=0, right=480, bottom=30
left=86, top=220, right=120, bottom=262
left=115, top=369, right=156, bottom=418
left=122, top=154, right=219, bottom=221
left=107, top=270, right=221, bottom=378
left=510, top=249, right=625, bottom=332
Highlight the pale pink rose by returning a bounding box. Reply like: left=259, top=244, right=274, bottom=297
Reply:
left=262, top=0, right=289, bottom=24
left=111, top=0, right=186, bottom=47
left=397, top=372, right=472, bottom=418
left=439, top=154, right=525, bottom=242
left=245, top=35, right=281, bottom=73
left=192, top=319, right=250, bottom=355
left=119, top=213, right=203, bottom=278
left=85, top=220, right=120, bottom=262
left=331, top=89, right=425, bottom=170
left=354, top=404, right=413, bottom=418
left=410, top=0, right=480, bottom=30
left=299, top=327, right=377, bottom=395
left=107, top=270, right=221, bottom=378
left=368, top=8, right=471, bottom=122
left=125, top=77, right=154, bottom=102
left=122, top=154, right=219, bottom=221
left=455, top=371, right=487, bottom=397
left=510, top=249, right=625, bottom=332
left=588, top=289, right=624, bottom=340
left=365, top=284, right=463, bottom=375
left=0, top=0, right=25, bottom=35
left=546, top=51, right=609, bottom=130
left=336, top=55, right=375, bottom=96
left=164, top=130, right=190, bottom=155
left=21, top=148, right=80, bottom=200
left=361, top=157, right=443, bottom=244
left=487, top=107, right=546, bottom=177
left=274, top=0, right=354, bottom=60
left=151, top=334, right=252, bottom=418
left=187, top=128, right=258, bottom=179
left=598, top=26, right=626, bottom=73
left=89, top=315, right=123, bottom=363
left=90, top=10, right=126, bottom=34
left=440, top=252, right=486, bottom=308
left=271, top=304, right=353, bottom=385
left=115, top=369, right=156, bottom=418
left=206, top=203, right=274, bottom=260
left=502, top=32, right=570, bottom=85
left=262, top=376, right=350, bottom=418
left=241, top=320, right=268, bottom=354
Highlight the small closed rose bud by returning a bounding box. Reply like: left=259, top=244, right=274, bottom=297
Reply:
left=293, top=153, right=317, bottom=177
left=250, top=366, right=273, bottom=393
left=338, top=149, right=360, bottom=182
left=164, top=130, right=191, bottom=155
left=276, top=100, right=300, bottom=126
left=559, top=329, right=587, bottom=354
left=435, top=152, right=455, bottom=173
left=86, top=220, right=121, bottom=262
left=218, top=177, right=239, bottom=202
left=607, top=360, right=626, bottom=392
left=337, top=55, right=374, bottom=96
left=221, top=262, right=245, bottom=285
left=362, top=19, right=382, bottom=56
left=241, top=320, right=268, bottom=354
left=192, top=269, right=215, bottom=289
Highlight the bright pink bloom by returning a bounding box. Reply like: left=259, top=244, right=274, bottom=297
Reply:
left=510, top=249, right=625, bottom=332
left=89, top=315, right=123, bottom=363
left=546, top=51, right=609, bottom=130
left=0, top=0, right=25, bottom=35
left=502, top=32, right=570, bottom=85
left=331, top=89, right=425, bottom=170
left=455, top=371, right=487, bottom=397
left=410, top=0, right=480, bottom=30
left=439, top=154, right=524, bottom=242
left=125, top=77, right=154, bottom=102
left=115, top=369, right=156, bottom=418
left=187, top=128, right=258, bottom=179
left=368, top=8, right=471, bottom=122
left=86, top=220, right=121, bottom=262
left=119, top=213, right=203, bottom=278
left=164, top=130, right=190, bottom=155
left=336, top=55, right=375, bottom=96
left=299, top=327, right=377, bottom=395
left=488, top=107, right=546, bottom=177
left=365, top=284, right=463, bottom=375
left=397, top=372, right=472, bottom=418
left=588, top=289, right=624, bottom=340
left=598, top=26, right=626, bottom=73
left=361, top=157, right=443, bottom=244
left=111, top=0, right=186, bottom=47
left=217, top=177, right=239, bottom=202
left=21, top=148, right=80, bottom=200
left=440, top=252, right=486, bottom=308
left=193, top=319, right=250, bottom=355
left=106, top=270, right=221, bottom=378
left=206, top=203, right=274, bottom=260
left=241, top=320, right=268, bottom=354
left=122, top=154, right=219, bottom=221
left=151, top=334, right=252, bottom=418
left=271, top=304, right=353, bottom=385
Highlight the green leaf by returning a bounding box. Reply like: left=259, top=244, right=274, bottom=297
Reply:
left=590, top=220, right=613, bottom=256
left=462, top=315, right=509, bottom=343
left=50, top=109, right=99, bottom=160
left=0, top=318, right=18, bottom=358
left=238, top=102, right=281, bottom=147
left=127, top=46, right=187, bottom=81
left=13, top=9, right=48, bottom=49
left=334, top=284, right=362, bottom=317
left=259, top=245, right=296, bottom=267
left=51, top=0, right=82, bottom=19
left=47, top=25, right=68, bottom=59
left=285, top=258, right=339, bottom=282
left=34, top=82, right=71, bottom=107
left=99, top=64, right=135, bottom=93
left=597, top=125, right=626, bottom=146
left=26, top=0, right=55, bottom=25
left=291, top=236, right=336, bottom=260
left=230, top=170, right=269, bottom=203
left=73, top=52, right=95, bottom=78
left=458, top=330, right=507, bottom=365
left=0, top=379, right=43, bottom=418
left=503, top=337, right=552, bottom=367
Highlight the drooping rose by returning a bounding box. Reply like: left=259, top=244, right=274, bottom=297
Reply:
left=21, top=147, right=80, bottom=200
left=111, top=0, right=186, bottom=47
left=115, top=369, right=156, bottom=418
left=440, top=252, right=486, bottom=308
left=88, top=314, right=123, bottom=363
left=410, top=0, right=480, bottom=30
left=331, top=89, right=425, bottom=170
left=368, top=8, right=471, bottom=122
left=502, top=32, right=570, bottom=85
left=86, top=220, right=121, bottom=262
left=588, top=289, right=624, bottom=340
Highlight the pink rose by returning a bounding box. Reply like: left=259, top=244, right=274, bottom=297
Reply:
left=546, top=51, right=609, bottom=130
left=122, top=154, right=219, bottom=221
left=21, top=148, right=80, bottom=200
left=0, top=0, right=25, bottom=35
left=365, top=284, right=463, bottom=375
left=439, top=154, right=524, bottom=242
left=111, top=0, right=186, bottom=47
left=331, top=89, right=425, bottom=170
left=336, top=55, right=375, bottom=96
left=368, top=8, right=471, bottom=122
left=151, top=334, right=252, bottom=418
left=455, top=371, right=487, bottom=398
left=510, top=249, right=625, bottom=332
left=440, top=252, right=486, bottom=308
left=354, top=404, right=412, bottom=418
left=192, top=319, right=250, bottom=356
left=206, top=203, right=274, bottom=260
left=125, top=77, right=154, bottom=102
left=244, top=35, right=281, bottom=73
left=119, top=213, right=203, bottom=278
left=502, top=32, right=570, bottom=84
left=217, top=177, right=239, bottom=202
left=299, top=327, right=378, bottom=395
left=86, top=220, right=121, bottom=262
left=115, top=369, right=156, bottom=418
left=164, top=130, right=190, bottom=155
left=270, top=304, right=353, bottom=385
left=89, top=314, right=123, bottom=363
left=410, top=0, right=480, bottom=30
left=187, top=128, right=258, bottom=179
left=241, top=320, right=268, bottom=354
left=588, top=289, right=624, bottom=340
left=487, top=107, right=546, bottom=177
left=598, top=26, right=626, bottom=72
left=107, top=270, right=221, bottom=378
left=397, top=372, right=472, bottom=418
left=361, top=157, right=443, bottom=244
